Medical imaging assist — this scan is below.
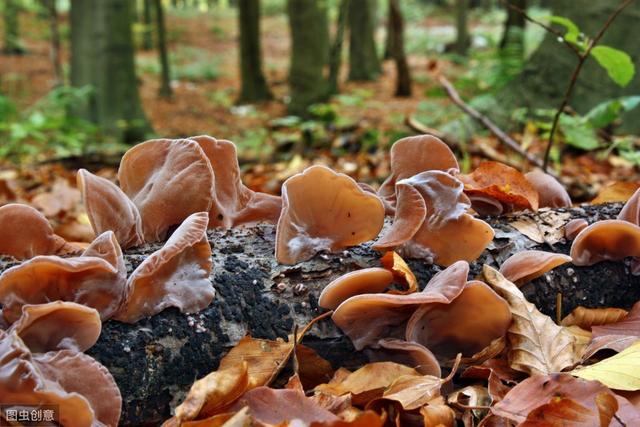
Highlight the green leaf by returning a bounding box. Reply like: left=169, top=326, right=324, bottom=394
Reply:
left=548, top=16, right=582, bottom=47
left=591, top=45, right=636, bottom=87
left=559, top=114, right=600, bottom=150
left=585, top=96, right=640, bottom=128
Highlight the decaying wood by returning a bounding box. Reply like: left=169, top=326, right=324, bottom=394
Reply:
left=1, top=203, right=639, bottom=426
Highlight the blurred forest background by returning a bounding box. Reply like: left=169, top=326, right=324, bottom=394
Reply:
left=1, top=0, right=639, bottom=231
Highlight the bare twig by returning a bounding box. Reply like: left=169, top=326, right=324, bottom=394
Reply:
left=437, top=75, right=560, bottom=178
left=541, top=0, right=634, bottom=171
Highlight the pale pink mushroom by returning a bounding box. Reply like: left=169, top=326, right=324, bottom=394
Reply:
left=525, top=170, right=572, bottom=208
left=366, top=338, right=442, bottom=377
left=618, top=187, right=640, bottom=226
left=570, top=220, right=640, bottom=266
left=118, top=138, right=216, bottom=242
left=467, top=194, right=504, bottom=216
left=499, top=250, right=572, bottom=286
left=77, top=168, right=144, bottom=248
left=114, top=212, right=214, bottom=323
left=564, top=218, right=588, bottom=241
left=275, top=165, right=385, bottom=265
left=318, top=268, right=395, bottom=310
left=0, top=203, right=78, bottom=259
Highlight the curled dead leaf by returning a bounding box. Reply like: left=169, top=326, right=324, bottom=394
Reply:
left=380, top=251, right=418, bottom=294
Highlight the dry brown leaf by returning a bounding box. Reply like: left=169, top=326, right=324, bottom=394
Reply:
left=380, top=251, right=418, bottom=294
left=448, top=385, right=491, bottom=419
left=296, top=344, right=335, bottom=390
left=565, top=326, right=592, bottom=361
left=218, top=335, right=294, bottom=389
left=378, top=374, right=443, bottom=410
left=591, top=181, right=640, bottom=204
left=461, top=358, right=519, bottom=403
left=595, top=392, right=618, bottom=427
left=175, top=362, right=249, bottom=421
left=482, top=265, right=578, bottom=375
left=508, top=210, right=571, bottom=245
left=420, top=398, right=456, bottom=427
left=460, top=161, right=539, bottom=212
left=181, top=412, right=235, bottom=427
left=309, top=410, right=385, bottom=427
left=584, top=301, right=640, bottom=358
left=315, top=362, right=420, bottom=406
left=561, top=307, right=629, bottom=329
left=519, top=396, right=594, bottom=426
left=218, top=407, right=252, bottom=427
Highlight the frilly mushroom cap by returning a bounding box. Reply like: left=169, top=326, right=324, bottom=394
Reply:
left=499, top=250, right=572, bottom=286
left=0, top=203, right=76, bottom=259
left=525, top=170, right=572, bottom=208
left=114, top=212, right=214, bottom=323
left=77, top=169, right=144, bottom=249
left=0, top=331, right=118, bottom=427
left=468, top=194, right=504, bottom=216
left=9, top=302, right=101, bottom=353
left=373, top=183, right=427, bottom=251
left=378, top=135, right=459, bottom=202
left=332, top=261, right=469, bottom=350
left=275, top=165, right=385, bottom=265
left=191, top=135, right=282, bottom=228
left=405, top=280, right=512, bottom=359
left=570, top=219, right=640, bottom=266
left=618, top=187, right=640, bottom=225
left=0, top=233, right=126, bottom=323
left=366, top=338, right=441, bottom=377
left=318, top=267, right=395, bottom=310
left=565, top=218, right=589, bottom=241
left=118, top=138, right=215, bottom=242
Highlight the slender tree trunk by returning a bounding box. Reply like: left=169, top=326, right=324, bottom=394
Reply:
left=499, top=0, right=526, bottom=52
left=44, top=0, right=63, bottom=86
left=154, top=0, right=173, bottom=98
left=237, top=0, right=272, bottom=103
left=142, top=0, right=154, bottom=51
left=383, top=7, right=394, bottom=60
left=389, top=0, right=411, bottom=97
left=286, top=0, right=329, bottom=116
left=328, top=0, right=350, bottom=95
left=348, top=0, right=381, bottom=81
left=452, top=0, right=470, bottom=55
left=3, top=0, right=25, bottom=54
left=70, top=0, right=152, bottom=142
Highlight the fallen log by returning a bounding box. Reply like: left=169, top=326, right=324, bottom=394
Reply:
left=2, top=203, right=639, bottom=426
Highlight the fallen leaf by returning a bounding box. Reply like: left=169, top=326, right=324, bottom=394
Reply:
left=296, top=344, right=335, bottom=390
left=420, top=398, right=456, bottom=427
left=380, top=251, right=418, bottom=294
left=519, top=396, right=593, bottom=426
left=482, top=265, right=578, bottom=375
left=561, top=307, right=629, bottom=329
left=584, top=301, right=640, bottom=357
left=591, top=181, right=640, bottom=204
left=310, top=411, right=385, bottom=427
left=595, top=392, right=618, bottom=427
left=448, top=385, right=491, bottom=419
left=174, top=361, right=249, bottom=421
left=378, top=374, right=443, bottom=410
left=32, top=179, right=81, bottom=218
left=181, top=412, right=235, bottom=427
left=571, top=341, right=640, bottom=390
left=508, top=210, right=571, bottom=245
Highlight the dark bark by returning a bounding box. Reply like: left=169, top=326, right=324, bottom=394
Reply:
left=286, top=0, right=329, bottom=116
left=348, top=0, right=381, bottom=81
left=237, top=0, right=272, bottom=103
left=389, top=0, right=411, bottom=97
left=154, top=0, right=173, bottom=99
left=383, top=5, right=394, bottom=60
left=3, top=0, right=25, bottom=54
left=452, top=0, right=471, bottom=55
left=0, top=204, right=634, bottom=426
left=44, top=0, right=63, bottom=86
left=499, top=0, right=526, bottom=51
left=142, top=0, right=154, bottom=51
left=70, top=0, right=152, bottom=142
left=328, top=0, right=350, bottom=96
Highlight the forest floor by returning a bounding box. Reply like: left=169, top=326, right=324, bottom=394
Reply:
left=1, top=5, right=639, bottom=244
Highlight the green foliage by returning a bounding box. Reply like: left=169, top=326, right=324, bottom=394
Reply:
left=0, top=87, right=103, bottom=163
left=137, top=46, right=220, bottom=81
left=585, top=96, right=640, bottom=128
left=590, top=46, right=635, bottom=87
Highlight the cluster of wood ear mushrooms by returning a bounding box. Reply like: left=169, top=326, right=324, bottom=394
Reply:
left=1, top=134, right=640, bottom=426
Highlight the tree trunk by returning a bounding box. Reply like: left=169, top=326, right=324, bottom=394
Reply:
left=3, top=0, right=25, bottom=54
left=328, top=0, right=350, bottom=96
left=0, top=204, right=633, bottom=426
left=286, top=0, right=329, bottom=116
left=237, top=0, right=272, bottom=103
left=70, top=0, right=152, bottom=142
left=389, top=0, right=411, bottom=97
left=495, top=0, right=640, bottom=134
left=383, top=6, right=394, bottom=60
left=142, top=0, right=154, bottom=51
left=348, top=0, right=381, bottom=81
left=499, top=0, right=526, bottom=51
left=154, top=0, right=173, bottom=99
left=44, top=0, right=63, bottom=86
left=452, top=0, right=470, bottom=55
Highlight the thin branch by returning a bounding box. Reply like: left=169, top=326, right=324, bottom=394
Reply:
left=438, top=75, right=559, bottom=178
left=542, top=0, right=634, bottom=171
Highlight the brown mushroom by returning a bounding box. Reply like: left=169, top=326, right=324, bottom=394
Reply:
left=467, top=194, right=504, bottom=216
left=9, top=302, right=101, bottom=353
left=318, top=268, right=395, bottom=310
left=114, top=212, right=214, bottom=323
left=565, top=218, right=588, bottom=241
left=499, top=250, right=572, bottom=286
left=0, top=232, right=126, bottom=323
left=0, top=203, right=77, bottom=259
left=332, top=261, right=469, bottom=350
left=275, top=165, right=385, bottom=265
left=405, top=280, right=512, bottom=359
left=525, top=170, right=572, bottom=208
left=118, top=138, right=216, bottom=242
left=0, top=330, right=121, bottom=427
left=570, top=219, right=640, bottom=266
left=378, top=135, right=459, bottom=206
left=191, top=135, right=282, bottom=228
left=77, top=168, right=144, bottom=248
left=366, top=338, right=442, bottom=377
left=375, top=171, right=494, bottom=266
left=618, top=187, right=640, bottom=225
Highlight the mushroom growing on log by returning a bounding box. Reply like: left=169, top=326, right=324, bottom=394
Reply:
left=0, top=203, right=638, bottom=426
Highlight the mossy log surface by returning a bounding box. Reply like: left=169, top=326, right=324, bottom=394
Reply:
left=2, top=203, right=639, bottom=426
